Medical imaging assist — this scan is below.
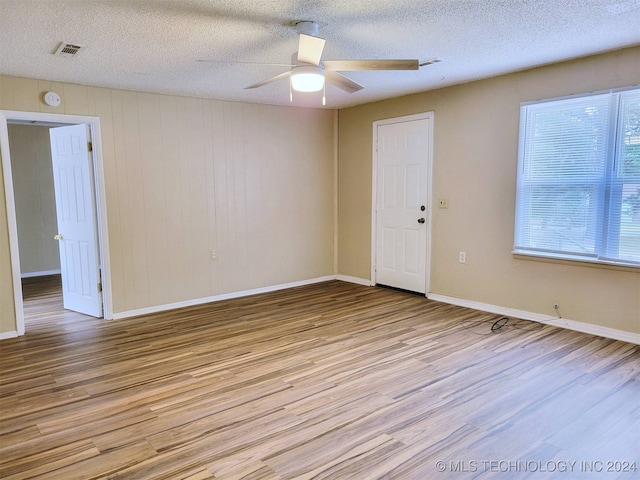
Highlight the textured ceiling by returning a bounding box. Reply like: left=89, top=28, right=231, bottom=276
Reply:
left=1, top=0, right=639, bottom=109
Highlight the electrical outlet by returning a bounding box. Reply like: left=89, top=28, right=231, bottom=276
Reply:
left=210, top=250, right=217, bottom=261
left=458, top=251, right=466, bottom=263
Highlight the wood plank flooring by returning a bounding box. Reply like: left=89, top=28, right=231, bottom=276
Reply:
left=1, top=277, right=639, bottom=479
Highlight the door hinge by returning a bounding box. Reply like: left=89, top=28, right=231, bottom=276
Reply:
left=97, top=282, right=102, bottom=293
left=88, top=141, right=93, bottom=152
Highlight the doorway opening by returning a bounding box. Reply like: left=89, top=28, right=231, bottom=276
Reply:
left=1, top=110, right=112, bottom=335
left=21, top=274, right=93, bottom=330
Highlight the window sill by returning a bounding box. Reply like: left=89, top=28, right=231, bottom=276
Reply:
left=512, top=251, right=640, bottom=273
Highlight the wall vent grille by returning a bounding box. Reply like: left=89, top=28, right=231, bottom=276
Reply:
left=54, top=43, right=83, bottom=57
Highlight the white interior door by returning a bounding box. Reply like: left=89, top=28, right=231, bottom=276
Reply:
left=375, top=116, right=431, bottom=293
left=49, top=124, right=102, bottom=317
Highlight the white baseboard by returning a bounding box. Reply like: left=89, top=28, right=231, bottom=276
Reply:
left=21, top=269, right=61, bottom=278
left=0, top=330, right=18, bottom=340
left=112, top=275, right=338, bottom=320
left=336, top=275, right=372, bottom=286
left=428, top=293, right=640, bottom=345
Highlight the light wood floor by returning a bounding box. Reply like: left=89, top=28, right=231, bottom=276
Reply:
left=1, top=277, right=639, bottom=479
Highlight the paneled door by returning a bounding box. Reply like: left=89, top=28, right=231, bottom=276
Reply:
left=374, top=114, right=432, bottom=293
left=49, top=124, right=102, bottom=317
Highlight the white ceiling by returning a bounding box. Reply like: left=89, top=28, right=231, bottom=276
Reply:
left=1, top=0, right=639, bottom=109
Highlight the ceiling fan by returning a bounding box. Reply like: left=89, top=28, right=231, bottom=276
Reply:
left=206, top=21, right=440, bottom=104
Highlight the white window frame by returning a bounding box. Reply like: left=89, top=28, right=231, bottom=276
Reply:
left=514, top=86, right=640, bottom=268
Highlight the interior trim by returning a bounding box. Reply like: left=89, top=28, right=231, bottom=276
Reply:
left=112, top=275, right=338, bottom=320
left=428, top=293, right=640, bottom=345
left=336, top=275, right=372, bottom=286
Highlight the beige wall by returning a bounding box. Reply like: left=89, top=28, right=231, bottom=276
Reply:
left=338, top=46, right=640, bottom=335
left=1, top=75, right=335, bottom=332
left=8, top=125, right=60, bottom=275
left=2, top=47, right=639, bottom=338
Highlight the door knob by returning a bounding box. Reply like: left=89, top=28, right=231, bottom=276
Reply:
left=417, top=218, right=425, bottom=224
left=54, top=234, right=63, bottom=241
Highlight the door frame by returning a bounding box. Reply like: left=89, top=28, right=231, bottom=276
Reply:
left=371, top=111, right=434, bottom=295
left=0, top=110, right=113, bottom=334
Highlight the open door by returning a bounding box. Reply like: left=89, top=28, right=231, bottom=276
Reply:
left=49, top=124, right=102, bottom=317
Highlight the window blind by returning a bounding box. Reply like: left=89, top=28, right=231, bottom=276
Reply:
left=514, top=88, right=640, bottom=267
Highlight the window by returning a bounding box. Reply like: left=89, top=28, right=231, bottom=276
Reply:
left=514, top=87, right=640, bottom=267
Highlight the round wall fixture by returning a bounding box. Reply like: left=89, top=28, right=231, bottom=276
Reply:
left=43, top=91, right=61, bottom=107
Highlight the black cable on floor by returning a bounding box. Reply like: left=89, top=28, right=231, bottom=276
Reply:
left=460, top=315, right=545, bottom=335
left=491, top=316, right=509, bottom=332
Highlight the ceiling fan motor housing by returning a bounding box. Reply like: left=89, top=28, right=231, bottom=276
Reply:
left=296, top=21, right=320, bottom=37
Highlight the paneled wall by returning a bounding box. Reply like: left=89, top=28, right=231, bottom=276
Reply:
left=3, top=48, right=638, bottom=339
left=8, top=125, right=60, bottom=275
left=1, top=76, right=335, bottom=332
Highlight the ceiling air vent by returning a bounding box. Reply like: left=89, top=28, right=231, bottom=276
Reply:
left=53, top=42, right=84, bottom=58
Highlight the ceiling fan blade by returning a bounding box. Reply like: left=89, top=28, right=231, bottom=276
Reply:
left=323, top=59, right=419, bottom=71
left=325, top=71, right=364, bottom=94
left=419, top=58, right=442, bottom=67
left=297, top=33, right=326, bottom=66
left=198, top=59, right=294, bottom=67
left=245, top=70, right=291, bottom=89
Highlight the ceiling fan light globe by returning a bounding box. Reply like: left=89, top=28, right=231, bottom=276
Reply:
left=290, top=66, right=324, bottom=92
